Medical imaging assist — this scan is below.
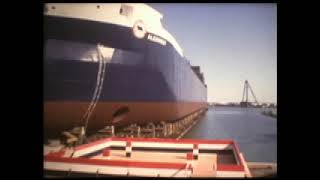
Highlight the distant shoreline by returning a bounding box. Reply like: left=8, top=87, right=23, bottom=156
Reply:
left=261, top=108, right=277, bottom=119
left=210, top=105, right=263, bottom=108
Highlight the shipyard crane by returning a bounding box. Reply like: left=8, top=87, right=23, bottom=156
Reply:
left=240, top=80, right=259, bottom=107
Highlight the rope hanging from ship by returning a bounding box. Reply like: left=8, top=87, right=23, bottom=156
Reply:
left=80, top=19, right=146, bottom=135
left=81, top=44, right=107, bottom=135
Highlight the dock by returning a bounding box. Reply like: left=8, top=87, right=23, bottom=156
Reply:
left=44, top=107, right=277, bottom=178
left=247, top=162, right=277, bottom=177
left=44, top=137, right=252, bottom=178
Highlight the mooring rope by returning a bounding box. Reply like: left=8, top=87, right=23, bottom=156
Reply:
left=82, top=44, right=107, bottom=135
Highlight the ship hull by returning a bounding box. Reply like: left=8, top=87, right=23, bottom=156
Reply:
left=44, top=101, right=206, bottom=137
left=44, top=13, right=207, bottom=138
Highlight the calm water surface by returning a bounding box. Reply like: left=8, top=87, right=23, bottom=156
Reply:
left=183, top=106, right=277, bottom=163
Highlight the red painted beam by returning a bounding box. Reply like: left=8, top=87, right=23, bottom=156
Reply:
left=111, top=137, right=234, bottom=145
left=75, top=138, right=112, bottom=151
left=45, top=156, right=187, bottom=169
left=217, top=164, right=245, bottom=171
left=46, top=150, right=65, bottom=157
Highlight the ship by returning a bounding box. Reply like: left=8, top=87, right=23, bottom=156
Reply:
left=44, top=3, right=208, bottom=139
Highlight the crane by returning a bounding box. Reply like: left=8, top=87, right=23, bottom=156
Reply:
left=240, top=80, right=259, bottom=107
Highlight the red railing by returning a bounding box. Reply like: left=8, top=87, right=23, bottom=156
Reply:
left=45, top=156, right=187, bottom=169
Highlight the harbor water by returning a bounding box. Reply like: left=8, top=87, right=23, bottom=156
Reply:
left=183, top=106, right=277, bottom=163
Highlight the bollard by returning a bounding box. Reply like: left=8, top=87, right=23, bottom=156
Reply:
left=187, top=152, right=194, bottom=160
left=193, top=144, right=199, bottom=160
left=103, top=148, right=111, bottom=157
left=126, top=141, right=132, bottom=157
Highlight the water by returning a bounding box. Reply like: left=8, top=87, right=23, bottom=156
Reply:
left=183, top=107, right=277, bottom=163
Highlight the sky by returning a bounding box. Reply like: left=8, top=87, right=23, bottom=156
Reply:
left=149, top=4, right=277, bottom=104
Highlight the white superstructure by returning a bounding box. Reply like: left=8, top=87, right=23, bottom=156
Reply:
left=45, top=3, right=184, bottom=56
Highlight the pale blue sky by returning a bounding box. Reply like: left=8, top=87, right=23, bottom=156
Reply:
left=149, top=3, right=277, bottom=104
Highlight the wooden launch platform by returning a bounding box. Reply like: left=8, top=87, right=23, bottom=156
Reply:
left=44, top=137, right=252, bottom=177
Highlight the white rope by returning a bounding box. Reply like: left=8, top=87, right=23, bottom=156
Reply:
left=82, top=51, right=102, bottom=120
left=85, top=47, right=107, bottom=126
left=82, top=44, right=107, bottom=135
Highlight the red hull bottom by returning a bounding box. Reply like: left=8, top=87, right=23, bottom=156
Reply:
left=44, top=101, right=208, bottom=137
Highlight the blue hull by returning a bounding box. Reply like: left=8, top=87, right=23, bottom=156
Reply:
left=44, top=15, right=207, bottom=137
